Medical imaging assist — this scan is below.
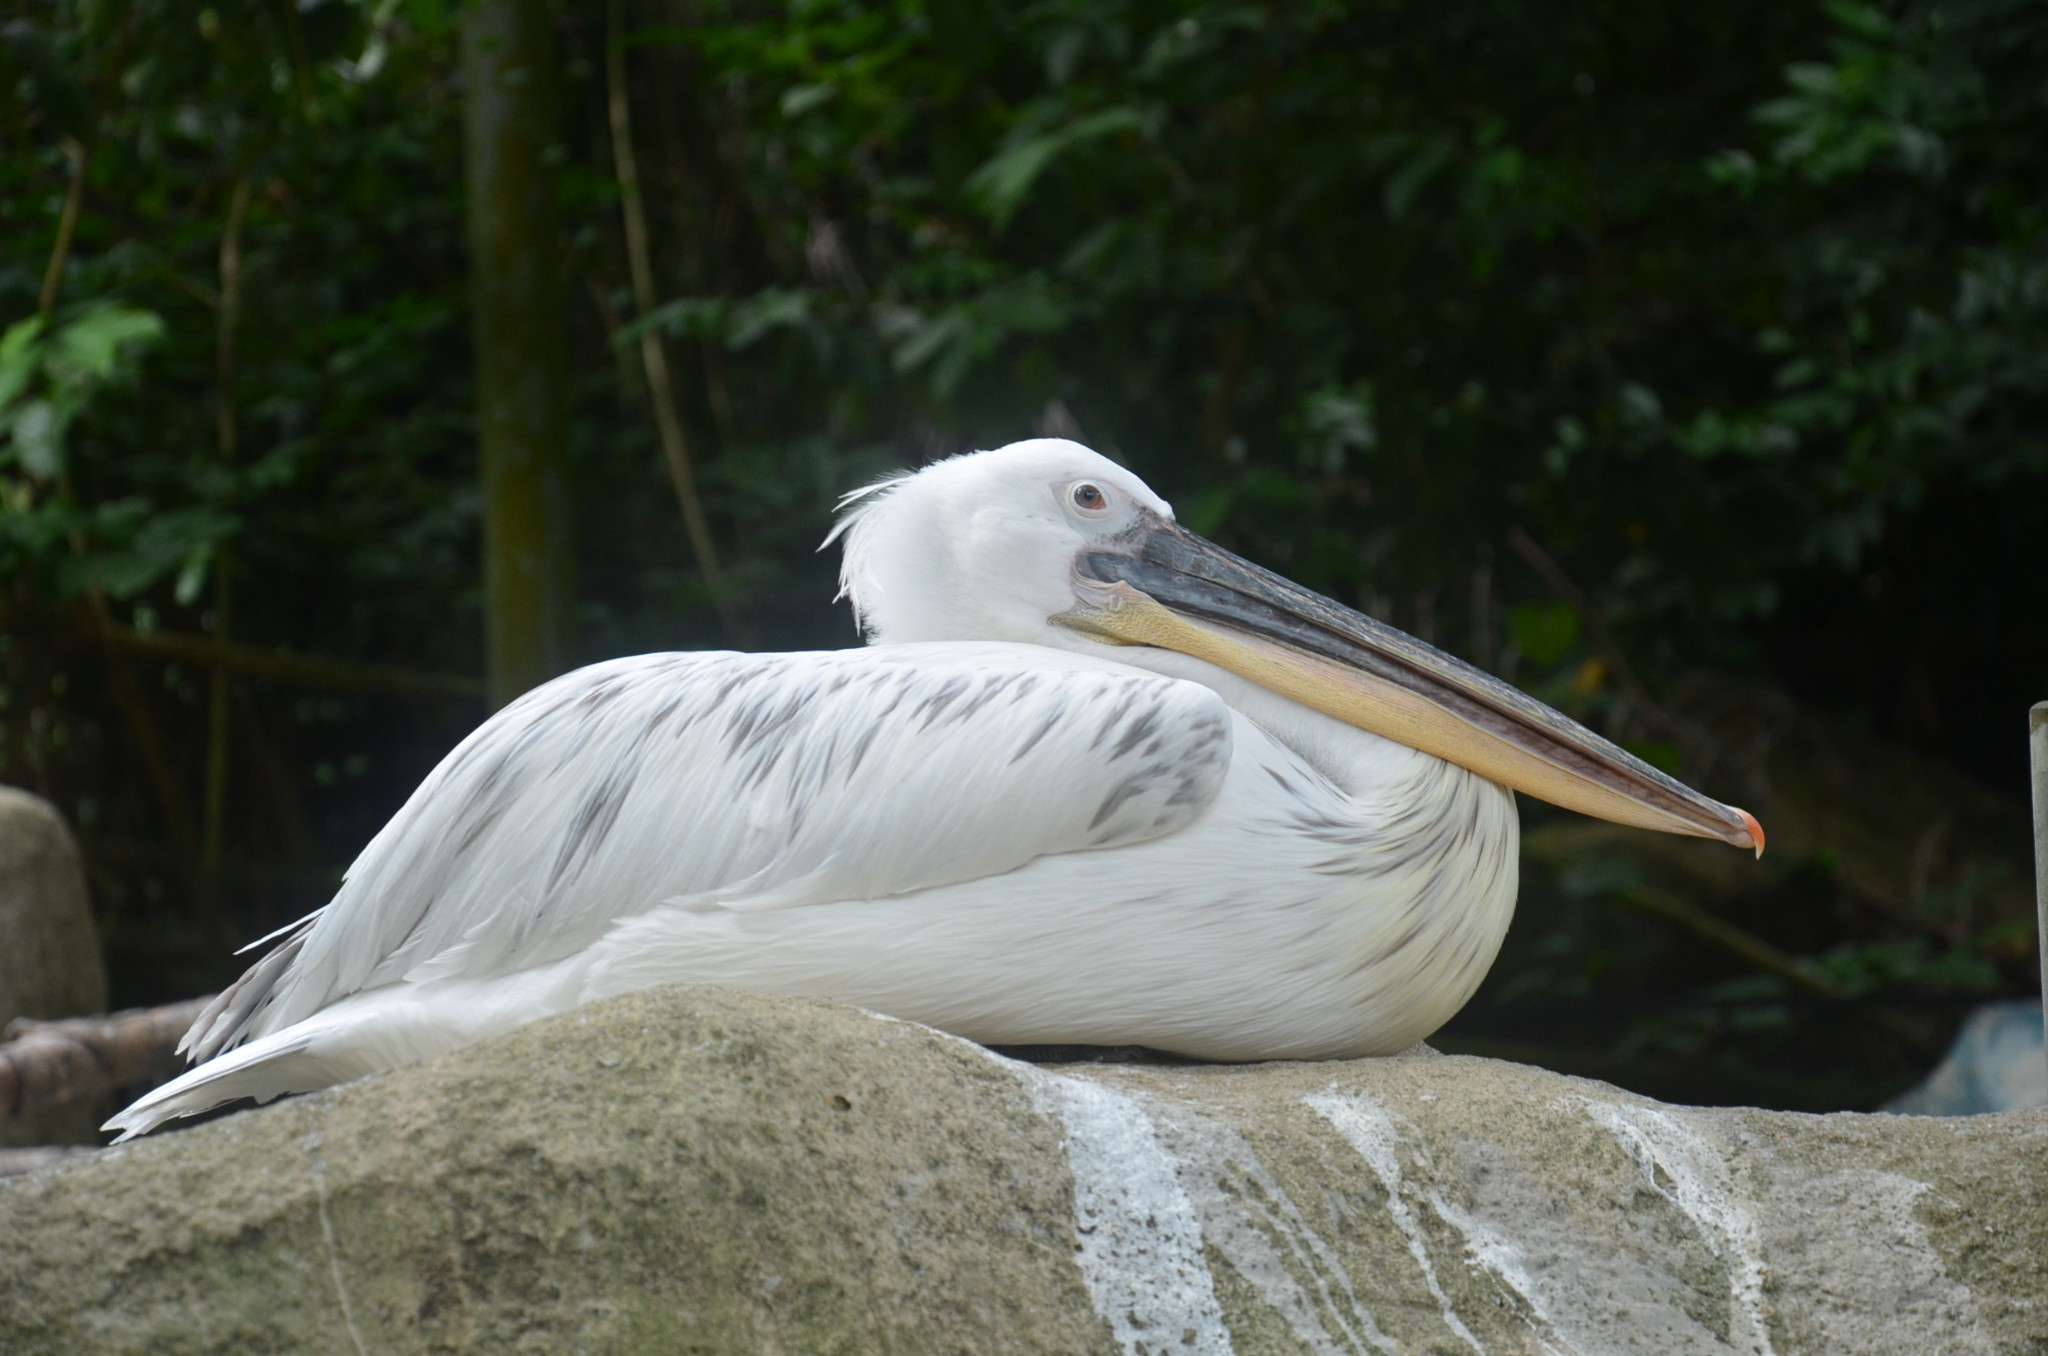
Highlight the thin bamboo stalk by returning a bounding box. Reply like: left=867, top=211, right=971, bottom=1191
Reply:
left=35, top=138, right=88, bottom=318
left=200, top=174, right=254, bottom=927
left=605, top=0, right=741, bottom=643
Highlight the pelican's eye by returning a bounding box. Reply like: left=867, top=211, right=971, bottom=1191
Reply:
left=1071, top=482, right=1108, bottom=512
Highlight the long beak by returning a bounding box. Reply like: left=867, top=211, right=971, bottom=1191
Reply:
left=1056, top=516, right=1763, bottom=855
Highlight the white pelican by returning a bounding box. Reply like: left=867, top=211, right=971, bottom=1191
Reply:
left=109, top=439, right=1761, bottom=1139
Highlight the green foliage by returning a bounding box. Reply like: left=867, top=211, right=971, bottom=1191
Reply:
left=662, top=0, right=2041, bottom=694
left=0, top=305, right=187, bottom=595
left=0, top=307, right=164, bottom=478
left=0, top=0, right=482, bottom=997
left=1506, top=603, right=1580, bottom=671
left=1696, top=0, right=2048, bottom=572
left=0, top=0, right=474, bottom=652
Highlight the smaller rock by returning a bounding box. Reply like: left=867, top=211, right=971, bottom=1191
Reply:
left=0, top=787, right=109, bottom=1148
left=1885, top=999, right=2048, bottom=1115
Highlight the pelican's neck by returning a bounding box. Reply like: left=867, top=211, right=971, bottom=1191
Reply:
left=1080, top=643, right=1443, bottom=800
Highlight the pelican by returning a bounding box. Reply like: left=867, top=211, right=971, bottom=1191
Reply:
left=109, top=439, right=1761, bottom=1139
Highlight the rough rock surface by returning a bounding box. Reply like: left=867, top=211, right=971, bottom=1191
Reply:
left=2, top=986, right=2042, bottom=1355
left=0, top=786, right=108, bottom=1148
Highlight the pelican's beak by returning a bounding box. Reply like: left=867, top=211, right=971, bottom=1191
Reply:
left=1058, top=516, right=1763, bottom=855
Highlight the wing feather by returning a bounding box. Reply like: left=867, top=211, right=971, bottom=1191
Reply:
left=199, top=643, right=1232, bottom=1058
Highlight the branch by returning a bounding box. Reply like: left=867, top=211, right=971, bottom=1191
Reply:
left=99, top=624, right=485, bottom=699
left=1608, top=884, right=1938, bottom=1050
left=36, top=137, right=88, bottom=318
left=584, top=270, right=647, bottom=407
left=0, top=997, right=212, bottom=1122
left=605, top=0, right=743, bottom=644
left=1505, top=527, right=1683, bottom=741
left=1609, top=884, right=1849, bottom=1000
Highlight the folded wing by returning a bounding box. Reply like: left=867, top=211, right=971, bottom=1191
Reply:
left=184, top=644, right=1233, bottom=1060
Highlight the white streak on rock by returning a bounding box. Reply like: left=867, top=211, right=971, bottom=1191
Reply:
left=1305, top=1091, right=1487, bottom=1355
left=1423, top=1190, right=1573, bottom=1356
left=1029, top=1072, right=1235, bottom=1355
left=1575, top=1099, right=1775, bottom=1356
left=1150, top=1100, right=1401, bottom=1356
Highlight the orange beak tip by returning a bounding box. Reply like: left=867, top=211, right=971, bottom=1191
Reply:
left=1737, top=808, right=1766, bottom=859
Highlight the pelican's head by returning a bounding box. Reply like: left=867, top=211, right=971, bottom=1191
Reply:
left=832, top=439, right=1763, bottom=855
left=832, top=439, right=1172, bottom=645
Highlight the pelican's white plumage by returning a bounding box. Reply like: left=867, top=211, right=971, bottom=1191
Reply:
left=112, top=437, right=1755, bottom=1139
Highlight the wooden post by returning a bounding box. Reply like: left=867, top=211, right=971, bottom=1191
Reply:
left=463, top=0, right=574, bottom=708
left=2031, top=702, right=2047, bottom=1053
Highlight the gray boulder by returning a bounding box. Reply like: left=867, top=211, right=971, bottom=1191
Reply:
left=2, top=986, right=2042, bottom=1355
left=0, top=786, right=108, bottom=1148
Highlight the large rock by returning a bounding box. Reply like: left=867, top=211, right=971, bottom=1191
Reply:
left=1, top=986, right=2042, bottom=1355
left=0, top=786, right=108, bottom=1148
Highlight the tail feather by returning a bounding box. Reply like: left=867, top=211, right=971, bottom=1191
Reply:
left=104, top=1028, right=322, bottom=1142
left=107, top=958, right=595, bottom=1141
left=180, top=915, right=319, bottom=1062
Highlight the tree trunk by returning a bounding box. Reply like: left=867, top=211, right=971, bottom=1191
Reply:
left=463, top=0, right=574, bottom=708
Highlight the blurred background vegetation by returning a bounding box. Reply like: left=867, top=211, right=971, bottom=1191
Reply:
left=1, top=0, right=2041, bottom=1110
